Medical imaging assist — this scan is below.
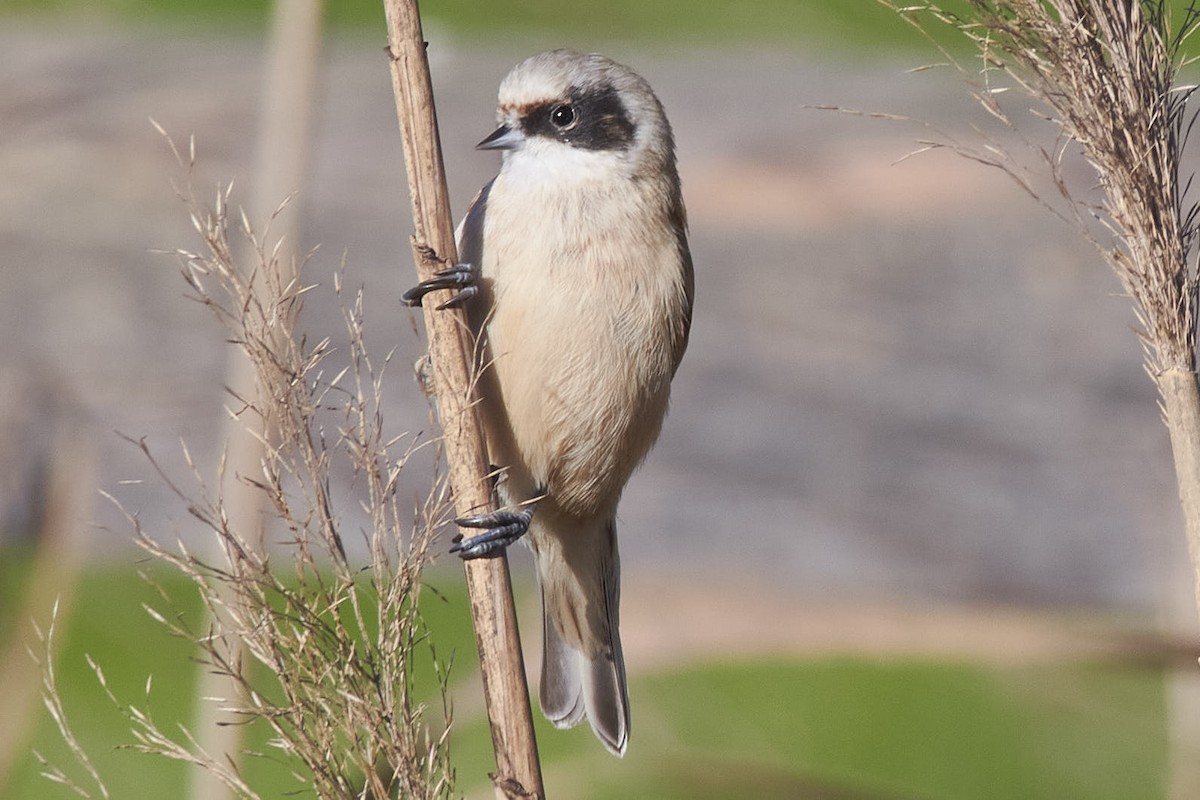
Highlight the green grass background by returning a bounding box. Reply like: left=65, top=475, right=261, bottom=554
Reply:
left=0, top=0, right=1189, bottom=797
left=0, top=560, right=1170, bottom=799
left=0, top=0, right=967, bottom=54
left=5, top=0, right=1196, bottom=56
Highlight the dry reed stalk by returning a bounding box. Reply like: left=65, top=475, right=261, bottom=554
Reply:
left=884, top=0, right=1200, bottom=613
left=381, top=1, right=544, bottom=797
left=881, top=3, right=1200, bottom=791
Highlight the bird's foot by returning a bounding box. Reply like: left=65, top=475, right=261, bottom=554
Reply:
left=402, top=262, right=478, bottom=310
left=450, top=503, right=537, bottom=560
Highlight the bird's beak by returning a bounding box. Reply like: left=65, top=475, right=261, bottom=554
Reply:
left=476, top=124, right=524, bottom=151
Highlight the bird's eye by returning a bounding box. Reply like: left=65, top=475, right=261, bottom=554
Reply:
left=550, top=105, right=576, bottom=129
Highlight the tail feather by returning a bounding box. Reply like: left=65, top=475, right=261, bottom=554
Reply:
left=535, top=518, right=629, bottom=756
left=539, top=603, right=585, bottom=728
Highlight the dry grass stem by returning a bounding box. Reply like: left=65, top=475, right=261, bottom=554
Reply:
left=34, top=602, right=111, bottom=800
left=382, top=1, right=544, bottom=795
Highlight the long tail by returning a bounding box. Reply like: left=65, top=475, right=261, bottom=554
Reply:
left=535, top=517, right=629, bottom=756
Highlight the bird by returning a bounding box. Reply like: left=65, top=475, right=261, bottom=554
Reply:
left=404, top=49, right=693, bottom=756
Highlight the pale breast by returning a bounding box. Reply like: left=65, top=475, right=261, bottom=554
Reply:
left=478, top=177, right=683, bottom=517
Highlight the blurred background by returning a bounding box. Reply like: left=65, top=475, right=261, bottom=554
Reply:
left=1, top=0, right=1196, bottom=797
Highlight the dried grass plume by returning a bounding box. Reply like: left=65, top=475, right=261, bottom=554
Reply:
left=882, top=0, right=1200, bottom=616
left=41, top=128, right=458, bottom=799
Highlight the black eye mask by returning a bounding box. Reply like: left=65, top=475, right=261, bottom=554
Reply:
left=522, top=85, right=636, bottom=152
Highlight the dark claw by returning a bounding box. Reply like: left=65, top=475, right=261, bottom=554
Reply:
left=402, top=263, right=478, bottom=310
left=449, top=504, right=536, bottom=560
